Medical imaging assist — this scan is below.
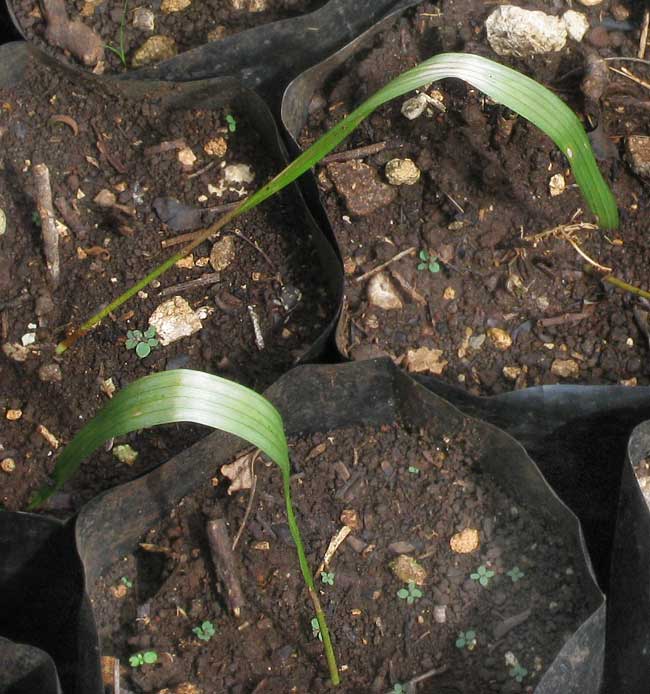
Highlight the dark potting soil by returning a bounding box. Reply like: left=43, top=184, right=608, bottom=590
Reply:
left=92, top=421, right=591, bottom=693
left=0, top=61, right=334, bottom=511
left=299, top=0, right=650, bottom=395
left=13, top=0, right=327, bottom=73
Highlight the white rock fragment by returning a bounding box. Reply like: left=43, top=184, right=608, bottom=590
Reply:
left=3, top=342, right=31, bottom=362
left=230, top=0, right=266, bottom=10
left=487, top=327, right=512, bottom=351
left=503, top=365, right=522, bottom=380
left=94, top=189, right=116, bottom=207
left=626, top=136, right=650, bottom=178
left=385, top=158, right=421, bottom=186
left=224, top=164, right=254, bottom=185
left=486, top=5, right=567, bottom=57
left=367, top=272, right=403, bottom=310
left=177, top=147, right=197, bottom=169
left=549, top=173, right=566, bottom=197
left=433, top=605, right=447, bottom=624
left=21, top=332, right=36, bottom=346
left=149, top=296, right=203, bottom=345
left=210, top=236, right=236, bottom=271
left=405, top=347, right=448, bottom=375
left=133, top=7, right=155, bottom=31
left=577, top=0, right=602, bottom=5
left=551, top=358, right=580, bottom=378
left=131, top=35, right=178, bottom=68
left=401, top=93, right=429, bottom=120
left=161, top=0, right=191, bottom=13
left=204, top=137, right=227, bottom=157
left=113, top=444, right=138, bottom=466
left=563, top=10, right=589, bottom=42
left=0, top=208, right=5, bottom=236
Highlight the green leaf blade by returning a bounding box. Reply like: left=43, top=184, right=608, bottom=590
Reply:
left=251, top=53, right=617, bottom=229
left=28, top=369, right=290, bottom=508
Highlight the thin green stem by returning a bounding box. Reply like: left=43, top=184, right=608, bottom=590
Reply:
left=601, top=271, right=650, bottom=301
left=282, top=470, right=340, bottom=686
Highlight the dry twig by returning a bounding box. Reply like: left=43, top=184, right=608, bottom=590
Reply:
left=206, top=518, right=246, bottom=617
left=33, top=163, right=60, bottom=286
left=640, top=9, right=650, bottom=60
left=159, top=272, right=221, bottom=297
left=355, top=247, right=417, bottom=283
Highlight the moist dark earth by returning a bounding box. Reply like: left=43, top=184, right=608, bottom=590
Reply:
left=299, top=0, right=650, bottom=396
left=93, top=421, right=592, bottom=693
left=0, top=59, right=334, bottom=511
left=13, top=0, right=327, bottom=73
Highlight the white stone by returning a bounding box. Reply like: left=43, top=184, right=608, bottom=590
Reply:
left=551, top=358, right=579, bottom=378
left=367, top=272, right=403, bottom=310
left=549, top=173, right=566, bottom=197
left=133, top=7, right=155, bottom=31
left=210, top=236, right=236, bottom=271
left=161, top=0, right=190, bottom=13
left=562, top=10, right=589, bottom=42
left=149, top=296, right=202, bottom=345
left=401, top=93, right=428, bottom=120
left=224, top=164, right=254, bottom=185
left=177, top=147, right=197, bottom=169
left=626, top=136, right=650, bottom=178
left=405, top=347, right=448, bottom=375
left=385, top=158, right=420, bottom=186
left=576, top=0, right=602, bottom=5
left=486, top=5, right=567, bottom=57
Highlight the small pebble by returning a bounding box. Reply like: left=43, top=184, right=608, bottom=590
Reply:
left=487, top=327, right=512, bottom=351
left=38, top=363, right=62, bottom=383
left=133, top=7, right=155, bottom=30
left=209, top=236, right=236, bottom=272
left=1, top=458, right=16, bottom=473
left=113, top=444, right=138, bottom=466
left=6, top=409, right=22, bottom=421
left=385, top=158, right=421, bottom=186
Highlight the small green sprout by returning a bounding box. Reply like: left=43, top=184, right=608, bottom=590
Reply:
left=321, top=571, right=335, bottom=585
left=392, top=685, right=406, bottom=694
left=128, top=651, right=158, bottom=667
left=311, top=616, right=323, bottom=641
left=455, top=629, right=477, bottom=651
left=510, top=663, right=528, bottom=682
left=192, top=620, right=216, bottom=642
left=507, top=566, right=525, bottom=583
left=470, top=565, right=495, bottom=587
left=32, top=210, right=41, bottom=226
left=407, top=465, right=420, bottom=474
left=120, top=576, right=133, bottom=588
left=417, top=249, right=440, bottom=274
left=225, top=114, right=237, bottom=133
left=105, top=0, right=128, bottom=67
left=125, top=326, right=159, bottom=358
left=397, top=582, right=422, bottom=605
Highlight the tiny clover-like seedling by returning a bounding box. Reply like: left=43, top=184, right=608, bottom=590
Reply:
left=128, top=651, right=158, bottom=667
left=192, top=620, right=216, bottom=642
left=470, top=565, right=495, bottom=587
left=397, top=581, right=423, bottom=605
left=311, top=617, right=323, bottom=641
left=321, top=571, right=335, bottom=585
left=507, top=566, right=525, bottom=583
left=455, top=629, right=477, bottom=651
left=392, top=685, right=406, bottom=694
left=407, top=465, right=420, bottom=474
left=510, top=663, right=528, bottom=682
left=417, top=249, right=441, bottom=274
left=225, top=114, right=237, bottom=133
left=125, top=326, right=159, bottom=358
left=120, top=576, right=133, bottom=588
